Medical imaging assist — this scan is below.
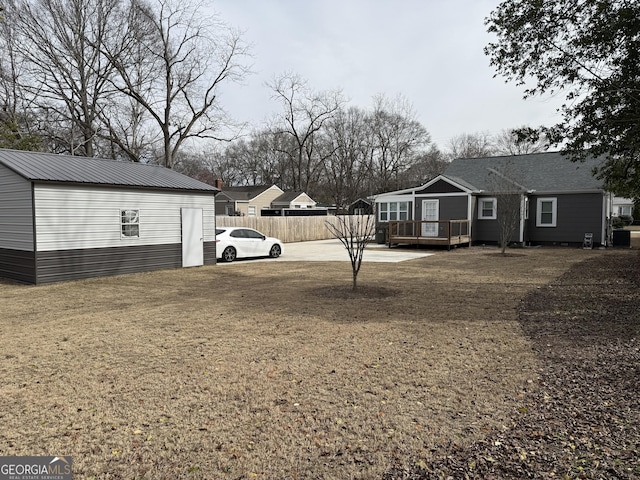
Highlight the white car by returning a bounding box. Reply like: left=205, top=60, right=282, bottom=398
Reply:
left=215, top=227, right=283, bottom=262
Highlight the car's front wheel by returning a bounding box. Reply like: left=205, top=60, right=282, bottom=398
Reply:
left=269, top=244, right=282, bottom=258
left=221, top=246, right=237, bottom=262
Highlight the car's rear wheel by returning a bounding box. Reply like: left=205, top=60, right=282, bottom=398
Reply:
left=221, top=246, right=236, bottom=262
left=269, top=244, right=282, bottom=258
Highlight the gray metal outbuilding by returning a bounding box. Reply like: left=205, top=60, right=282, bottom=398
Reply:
left=0, top=148, right=219, bottom=284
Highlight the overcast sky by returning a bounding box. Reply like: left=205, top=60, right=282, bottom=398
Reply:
left=211, top=0, right=564, bottom=149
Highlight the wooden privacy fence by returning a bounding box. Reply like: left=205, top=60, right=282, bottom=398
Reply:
left=216, top=215, right=375, bottom=243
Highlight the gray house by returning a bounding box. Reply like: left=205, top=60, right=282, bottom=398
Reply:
left=0, top=149, right=219, bottom=284
left=374, top=152, right=618, bottom=248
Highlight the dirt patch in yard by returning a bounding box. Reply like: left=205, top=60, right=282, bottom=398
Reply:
left=385, top=249, right=640, bottom=479
left=0, top=246, right=633, bottom=479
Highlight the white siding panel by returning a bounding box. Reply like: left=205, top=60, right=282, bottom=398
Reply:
left=34, top=185, right=215, bottom=251
left=0, top=165, right=34, bottom=251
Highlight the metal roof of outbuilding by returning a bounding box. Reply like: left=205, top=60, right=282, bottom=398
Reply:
left=0, top=148, right=219, bottom=193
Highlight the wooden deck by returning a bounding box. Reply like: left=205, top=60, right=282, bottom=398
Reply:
left=387, top=220, right=471, bottom=250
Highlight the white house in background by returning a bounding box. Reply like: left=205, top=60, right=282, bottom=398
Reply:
left=215, top=185, right=284, bottom=216
left=0, top=148, right=219, bottom=284
left=271, top=191, right=317, bottom=209
left=611, top=196, right=635, bottom=217
left=215, top=185, right=324, bottom=216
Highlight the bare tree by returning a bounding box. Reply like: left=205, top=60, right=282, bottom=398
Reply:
left=400, top=145, right=448, bottom=186
left=268, top=72, right=344, bottom=194
left=486, top=160, right=525, bottom=254
left=447, top=132, right=495, bottom=159
left=493, top=127, right=548, bottom=155
left=0, top=0, right=40, bottom=150
left=321, top=106, right=371, bottom=209
left=368, top=94, right=432, bottom=192
left=222, top=129, right=292, bottom=187
left=102, top=0, right=250, bottom=167
left=326, top=215, right=376, bottom=291
left=11, top=0, right=120, bottom=156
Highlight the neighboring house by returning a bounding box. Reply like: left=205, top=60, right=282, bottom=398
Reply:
left=262, top=191, right=327, bottom=216
left=611, top=196, right=635, bottom=218
left=215, top=185, right=284, bottom=216
left=374, top=151, right=628, bottom=248
left=216, top=185, right=326, bottom=216
left=271, top=192, right=316, bottom=209
left=0, top=148, right=219, bottom=284
left=348, top=198, right=373, bottom=215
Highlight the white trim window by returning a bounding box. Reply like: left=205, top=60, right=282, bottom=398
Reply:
left=248, top=206, right=257, bottom=217
left=618, top=205, right=633, bottom=216
left=536, top=197, right=557, bottom=227
left=378, top=201, right=411, bottom=222
left=478, top=197, right=497, bottom=220
left=121, top=209, right=140, bottom=238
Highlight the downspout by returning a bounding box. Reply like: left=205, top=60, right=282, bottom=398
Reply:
left=467, top=193, right=473, bottom=242
left=525, top=190, right=535, bottom=246
left=602, top=192, right=611, bottom=247
left=518, top=194, right=525, bottom=244
left=31, top=182, right=38, bottom=284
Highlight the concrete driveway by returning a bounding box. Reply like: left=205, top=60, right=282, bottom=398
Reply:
left=270, top=239, right=434, bottom=263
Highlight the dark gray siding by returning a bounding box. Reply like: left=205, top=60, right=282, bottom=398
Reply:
left=415, top=195, right=468, bottom=222
left=0, top=247, right=36, bottom=283
left=472, top=218, right=500, bottom=244
left=527, top=193, right=603, bottom=245
left=204, top=241, right=216, bottom=265
left=472, top=195, right=521, bottom=244
left=415, top=180, right=464, bottom=194
left=34, top=242, right=216, bottom=284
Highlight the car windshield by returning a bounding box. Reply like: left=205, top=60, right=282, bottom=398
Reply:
left=215, top=229, right=226, bottom=235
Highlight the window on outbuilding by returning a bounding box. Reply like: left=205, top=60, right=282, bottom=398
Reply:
left=121, top=209, right=140, bottom=237
left=536, top=198, right=557, bottom=227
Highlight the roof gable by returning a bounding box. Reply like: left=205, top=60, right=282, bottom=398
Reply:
left=444, top=152, right=603, bottom=193
left=222, top=184, right=283, bottom=201
left=273, top=191, right=315, bottom=204
left=414, top=175, right=475, bottom=194
left=0, top=148, right=218, bottom=193
left=374, top=175, right=474, bottom=200
left=349, top=198, right=372, bottom=207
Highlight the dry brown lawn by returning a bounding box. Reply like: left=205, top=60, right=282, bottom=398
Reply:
left=0, top=246, right=607, bottom=479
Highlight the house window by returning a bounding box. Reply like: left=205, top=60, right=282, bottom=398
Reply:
left=248, top=206, right=256, bottom=217
left=379, top=203, right=388, bottom=221
left=121, top=209, right=139, bottom=237
left=478, top=198, right=497, bottom=220
left=225, top=205, right=234, bottom=216
left=378, top=201, right=411, bottom=222
left=618, top=205, right=632, bottom=216
left=536, top=197, right=557, bottom=227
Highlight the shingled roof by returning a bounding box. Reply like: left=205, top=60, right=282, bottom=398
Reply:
left=220, top=185, right=283, bottom=201
left=443, top=151, right=604, bottom=193
left=0, top=148, right=218, bottom=193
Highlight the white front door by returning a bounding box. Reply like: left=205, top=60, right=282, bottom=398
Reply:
left=181, top=208, right=204, bottom=267
left=421, top=199, right=439, bottom=237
